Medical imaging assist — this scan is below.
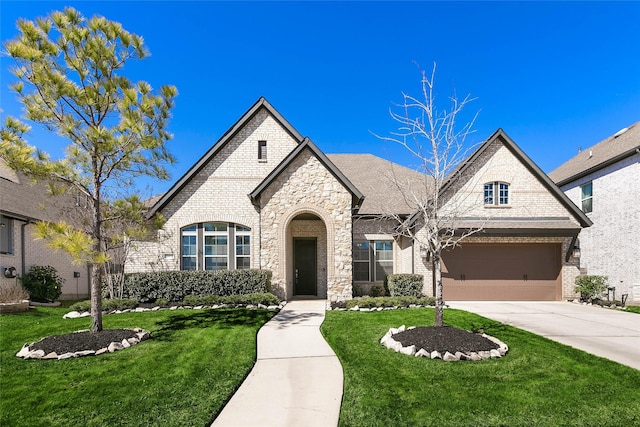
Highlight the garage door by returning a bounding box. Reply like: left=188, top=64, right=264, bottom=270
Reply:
left=441, top=243, right=561, bottom=301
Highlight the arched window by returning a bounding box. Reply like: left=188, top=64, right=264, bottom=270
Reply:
left=180, top=222, right=251, bottom=270
left=484, top=182, right=510, bottom=206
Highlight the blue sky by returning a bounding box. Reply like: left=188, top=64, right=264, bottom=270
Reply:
left=1, top=1, right=639, bottom=195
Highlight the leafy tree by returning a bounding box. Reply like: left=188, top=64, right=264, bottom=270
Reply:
left=0, top=8, right=177, bottom=332
left=376, top=64, right=483, bottom=327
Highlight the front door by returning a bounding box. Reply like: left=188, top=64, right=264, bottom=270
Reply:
left=294, top=238, right=317, bottom=295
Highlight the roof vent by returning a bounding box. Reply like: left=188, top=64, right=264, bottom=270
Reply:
left=613, top=127, right=629, bottom=138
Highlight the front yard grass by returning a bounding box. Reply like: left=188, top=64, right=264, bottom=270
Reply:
left=1, top=306, right=275, bottom=426
left=322, top=308, right=640, bottom=427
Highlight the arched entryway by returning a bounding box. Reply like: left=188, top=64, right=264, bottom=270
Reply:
left=286, top=212, right=328, bottom=298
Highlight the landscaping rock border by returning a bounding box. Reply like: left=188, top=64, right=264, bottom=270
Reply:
left=380, top=325, right=509, bottom=362
left=15, top=328, right=150, bottom=360
left=63, top=301, right=286, bottom=319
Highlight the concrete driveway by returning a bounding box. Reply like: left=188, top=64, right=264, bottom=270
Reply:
left=448, top=301, right=640, bottom=370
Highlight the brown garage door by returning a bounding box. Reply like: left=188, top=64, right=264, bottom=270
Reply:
left=441, top=243, right=561, bottom=301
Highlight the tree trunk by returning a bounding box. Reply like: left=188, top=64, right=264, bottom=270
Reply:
left=90, top=262, right=103, bottom=333
left=433, top=255, right=444, bottom=327
left=90, top=167, right=103, bottom=333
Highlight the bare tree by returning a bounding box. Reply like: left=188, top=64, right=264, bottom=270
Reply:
left=376, top=64, right=485, bottom=326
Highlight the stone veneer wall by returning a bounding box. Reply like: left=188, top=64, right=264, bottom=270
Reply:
left=259, top=149, right=353, bottom=301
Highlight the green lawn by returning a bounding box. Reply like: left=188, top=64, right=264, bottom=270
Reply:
left=1, top=306, right=275, bottom=426
left=322, top=308, right=640, bottom=427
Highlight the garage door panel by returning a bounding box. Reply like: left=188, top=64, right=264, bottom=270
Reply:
left=442, top=244, right=561, bottom=301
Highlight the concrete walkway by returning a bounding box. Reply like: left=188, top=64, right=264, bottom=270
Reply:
left=212, top=300, right=343, bottom=427
left=449, top=301, right=640, bottom=370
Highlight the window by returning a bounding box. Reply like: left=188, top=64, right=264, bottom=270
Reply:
left=353, top=240, right=393, bottom=282
left=484, top=182, right=509, bottom=206
left=258, top=140, right=267, bottom=161
left=353, top=241, right=370, bottom=281
left=204, top=223, right=228, bottom=270
left=0, top=215, right=13, bottom=255
left=181, top=225, right=197, bottom=270
left=581, top=182, right=593, bottom=213
left=181, top=222, right=250, bottom=271
left=235, top=225, right=251, bottom=269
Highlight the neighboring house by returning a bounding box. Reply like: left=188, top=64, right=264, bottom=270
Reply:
left=0, top=159, right=90, bottom=299
left=549, top=121, right=640, bottom=304
left=128, top=97, right=591, bottom=302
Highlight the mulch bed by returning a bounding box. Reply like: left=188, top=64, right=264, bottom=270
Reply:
left=28, top=329, right=140, bottom=355
left=393, top=326, right=499, bottom=354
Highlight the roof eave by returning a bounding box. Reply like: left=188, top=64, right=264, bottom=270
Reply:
left=555, top=145, right=640, bottom=187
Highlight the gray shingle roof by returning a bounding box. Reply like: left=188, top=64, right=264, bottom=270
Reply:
left=548, top=121, right=640, bottom=185
left=327, top=153, right=429, bottom=215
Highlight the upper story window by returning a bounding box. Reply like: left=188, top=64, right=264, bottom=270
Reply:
left=258, top=140, right=267, bottom=161
left=181, top=222, right=250, bottom=271
left=353, top=240, right=394, bottom=282
left=484, top=182, right=510, bottom=206
left=0, top=215, right=13, bottom=255
left=581, top=182, right=593, bottom=213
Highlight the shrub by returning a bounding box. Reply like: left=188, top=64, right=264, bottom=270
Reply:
left=370, top=285, right=386, bottom=297
left=102, top=298, right=138, bottom=311
left=352, top=283, right=364, bottom=297
left=122, top=269, right=272, bottom=303
left=156, top=298, right=169, bottom=307
left=183, top=293, right=280, bottom=307
left=345, top=296, right=435, bottom=309
left=68, top=300, right=91, bottom=312
left=0, top=284, right=30, bottom=303
left=574, top=275, right=608, bottom=302
left=20, top=265, right=63, bottom=302
left=385, top=274, right=424, bottom=297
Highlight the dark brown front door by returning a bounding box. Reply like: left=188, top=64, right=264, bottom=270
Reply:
left=294, top=238, right=317, bottom=295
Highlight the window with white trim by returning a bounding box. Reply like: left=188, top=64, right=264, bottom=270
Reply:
left=180, top=222, right=250, bottom=270
left=181, top=225, right=198, bottom=270
left=353, top=240, right=393, bottom=282
left=204, top=223, right=228, bottom=270
left=484, top=182, right=510, bottom=206
left=581, top=182, right=593, bottom=213
left=235, top=225, right=251, bottom=269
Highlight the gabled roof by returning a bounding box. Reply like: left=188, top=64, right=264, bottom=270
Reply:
left=441, top=129, right=592, bottom=228
left=147, top=97, right=304, bottom=218
left=327, top=153, right=428, bottom=215
left=249, top=138, right=365, bottom=209
left=548, top=121, right=640, bottom=186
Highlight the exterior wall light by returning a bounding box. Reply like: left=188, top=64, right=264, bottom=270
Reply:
left=572, top=242, right=581, bottom=258
left=419, top=245, right=430, bottom=261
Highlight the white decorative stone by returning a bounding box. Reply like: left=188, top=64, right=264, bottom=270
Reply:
left=108, top=342, right=124, bottom=352
left=16, top=344, right=31, bottom=357
left=121, top=339, right=131, bottom=348
left=400, top=345, right=416, bottom=356
left=57, top=352, right=75, bottom=359
left=397, top=325, right=406, bottom=332
left=415, top=348, right=430, bottom=357
left=430, top=351, right=441, bottom=359
left=79, top=311, right=90, bottom=317
left=44, top=352, right=58, bottom=359
left=127, top=337, right=139, bottom=345
left=360, top=308, right=370, bottom=312
left=267, top=305, right=279, bottom=310
left=443, top=352, right=458, bottom=362
left=349, top=305, right=360, bottom=311
left=152, top=306, right=161, bottom=311
left=96, top=348, right=108, bottom=355
left=63, top=311, right=81, bottom=319
left=75, top=350, right=95, bottom=357
left=490, top=349, right=502, bottom=358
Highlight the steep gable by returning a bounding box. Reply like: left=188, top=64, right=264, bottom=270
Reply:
left=440, top=129, right=592, bottom=230
left=148, top=97, right=304, bottom=218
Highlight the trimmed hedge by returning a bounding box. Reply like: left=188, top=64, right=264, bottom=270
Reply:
left=183, top=293, right=280, bottom=307
left=345, top=296, right=435, bottom=309
left=122, top=269, right=273, bottom=303
left=384, top=274, right=424, bottom=297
